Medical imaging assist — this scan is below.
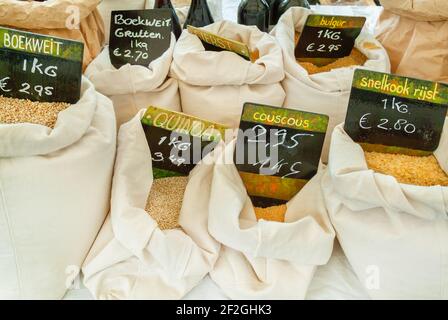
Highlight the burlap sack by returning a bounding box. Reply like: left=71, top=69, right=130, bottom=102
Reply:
left=170, top=20, right=285, bottom=128
left=271, top=7, right=390, bottom=163
left=82, top=109, right=220, bottom=299
left=0, top=78, right=116, bottom=299
left=376, top=0, right=448, bottom=83
left=208, top=141, right=335, bottom=299
left=85, top=35, right=180, bottom=127
left=322, top=123, right=448, bottom=299
left=0, top=0, right=105, bottom=71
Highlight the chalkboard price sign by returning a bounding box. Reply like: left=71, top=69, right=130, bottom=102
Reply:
left=0, top=27, right=83, bottom=104
left=295, top=14, right=366, bottom=67
left=109, top=9, right=172, bottom=69
left=187, top=25, right=252, bottom=61
left=235, top=103, right=328, bottom=208
left=141, top=106, right=227, bottom=179
left=344, top=69, right=448, bottom=156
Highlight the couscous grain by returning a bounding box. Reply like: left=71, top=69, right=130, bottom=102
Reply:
left=254, top=204, right=287, bottom=223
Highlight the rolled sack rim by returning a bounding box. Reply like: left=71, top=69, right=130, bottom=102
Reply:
left=208, top=139, right=335, bottom=264
left=170, top=20, right=285, bottom=86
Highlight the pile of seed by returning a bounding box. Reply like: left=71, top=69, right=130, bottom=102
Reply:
left=254, top=204, right=287, bottom=223
left=365, top=152, right=448, bottom=187
left=0, top=96, right=69, bottom=128
left=294, top=32, right=368, bottom=75
left=145, top=176, right=189, bottom=230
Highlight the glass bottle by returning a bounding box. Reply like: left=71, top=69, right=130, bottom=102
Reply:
left=184, top=0, right=215, bottom=29
left=267, top=0, right=277, bottom=25
left=272, top=0, right=310, bottom=25
left=154, top=0, right=182, bottom=39
left=238, top=0, right=270, bottom=33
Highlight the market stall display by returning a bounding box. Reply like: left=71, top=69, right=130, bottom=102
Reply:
left=0, top=0, right=105, bottom=70
left=271, top=7, right=390, bottom=162
left=85, top=9, right=181, bottom=126
left=170, top=20, right=285, bottom=128
left=375, top=0, right=448, bottom=83
left=82, top=108, right=221, bottom=299
left=1, top=1, right=447, bottom=301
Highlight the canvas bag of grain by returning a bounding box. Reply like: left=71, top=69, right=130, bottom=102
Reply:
left=322, top=123, right=448, bottom=299
left=375, top=0, right=448, bottom=83
left=271, top=7, right=390, bottom=162
left=0, top=0, right=105, bottom=70
left=207, top=140, right=335, bottom=299
left=170, top=21, right=286, bottom=129
left=82, top=109, right=220, bottom=299
left=85, top=34, right=181, bottom=127
left=0, top=78, right=116, bottom=299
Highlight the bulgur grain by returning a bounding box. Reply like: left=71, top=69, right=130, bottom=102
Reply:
left=294, top=32, right=368, bottom=74
left=0, top=96, right=69, bottom=128
left=254, top=204, right=287, bottom=222
left=365, top=151, right=448, bottom=187
left=145, top=176, right=189, bottom=230
left=362, top=42, right=382, bottom=50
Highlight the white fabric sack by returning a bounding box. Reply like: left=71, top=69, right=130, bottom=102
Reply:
left=322, top=123, right=448, bottom=299
left=208, top=141, right=335, bottom=299
left=82, top=109, right=220, bottom=299
left=85, top=35, right=181, bottom=127
left=170, top=20, right=286, bottom=128
left=0, top=78, right=116, bottom=299
left=271, top=7, right=391, bottom=162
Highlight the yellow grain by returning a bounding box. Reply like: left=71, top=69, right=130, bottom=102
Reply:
left=254, top=204, right=287, bottom=222
left=365, top=152, right=448, bottom=187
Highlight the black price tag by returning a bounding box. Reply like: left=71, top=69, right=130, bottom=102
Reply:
left=141, top=106, right=227, bottom=179
left=109, top=9, right=172, bottom=69
left=235, top=103, right=328, bottom=208
left=0, top=27, right=83, bottom=104
left=295, top=14, right=366, bottom=67
left=344, top=69, right=448, bottom=156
